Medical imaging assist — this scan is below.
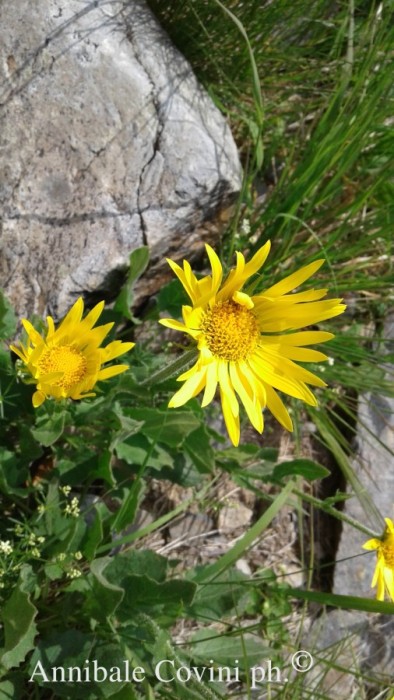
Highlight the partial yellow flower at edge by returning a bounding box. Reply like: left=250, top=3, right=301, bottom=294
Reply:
left=363, top=518, right=394, bottom=602
left=10, top=297, right=134, bottom=407
left=160, top=241, right=346, bottom=446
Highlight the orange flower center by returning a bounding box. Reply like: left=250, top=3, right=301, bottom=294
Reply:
left=38, top=345, right=87, bottom=389
left=381, top=532, right=394, bottom=569
left=201, top=300, right=259, bottom=361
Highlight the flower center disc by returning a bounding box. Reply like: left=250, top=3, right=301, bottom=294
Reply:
left=201, top=300, right=259, bottom=361
left=382, top=534, right=394, bottom=569
left=38, top=345, right=87, bottom=389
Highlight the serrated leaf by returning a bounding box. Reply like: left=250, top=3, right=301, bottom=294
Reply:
left=273, top=458, right=330, bottom=482
left=0, top=566, right=38, bottom=671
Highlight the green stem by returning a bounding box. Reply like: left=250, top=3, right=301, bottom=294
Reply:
left=293, top=487, right=381, bottom=539
left=140, top=348, right=198, bottom=386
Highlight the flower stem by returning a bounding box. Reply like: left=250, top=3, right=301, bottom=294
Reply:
left=294, top=487, right=381, bottom=539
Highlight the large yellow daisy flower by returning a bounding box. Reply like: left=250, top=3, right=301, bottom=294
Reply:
left=10, top=298, right=134, bottom=408
left=160, top=241, right=346, bottom=446
left=363, top=518, right=394, bottom=602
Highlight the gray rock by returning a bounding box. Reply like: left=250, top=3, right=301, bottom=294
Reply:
left=304, top=610, right=393, bottom=698
left=0, top=0, right=241, bottom=319
left=334, top=316, right=394, bottom=598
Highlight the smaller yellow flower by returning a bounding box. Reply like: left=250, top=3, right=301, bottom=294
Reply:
left=10, top=298, right=134, bottom=408
left=362, top=518, right=394, bottom=602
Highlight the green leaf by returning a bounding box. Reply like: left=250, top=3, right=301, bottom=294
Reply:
left=81, top=505, right=104, bottom=560
left=116, top=576, right=196, bottom=625
left=0, top=679, right=22, bottom=699
left=188, top=569, right=253, bottom=619
left=109, top=405, right=143, bottom=452
left=87, top=558, right=124, bottom=622
left=114, top=247, right=149, bottom=320
left=273, top=458, right=331, bottom=482
left=32, top=409, right=66, bottom=447
left=190, top=629, right=269, bottom=667
left=0, top=566, right=38, bottom=672
left=184, top=425, right=215, bottom=474
left=0, top=450, right=29, bottom=495
left=126, top=407, right=200, bottom=447
left=156, top=278, right=188, bottom=316
left=112, top=480, right=146, bottom=533
left=283, top=587, right=394, bottom=614
left=105, top=550, right=169, bottom=584
left=0, top=291, right=17, bottom=338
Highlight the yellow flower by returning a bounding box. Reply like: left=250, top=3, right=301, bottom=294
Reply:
left=363, top=518, right=394, bottom=602
left=10, top=298, right=134, bottom=408
left=160, top=241, right=346, bottom=446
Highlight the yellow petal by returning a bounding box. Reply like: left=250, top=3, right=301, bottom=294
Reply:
left=362, top=538, right=381, bottom=551
left=166, top=258, right=196, bottom=302
left=229, top=363, right=263, bottom=433
left=243, top=240, right=271, bottom=278
left=201, top=361, right=218, bottom=407
left=273, top=346, right=329, bottom=363
left=96, top=364, right=129, bottom=380
left=32, top=390, right=46, bottom=408
left=263, top=259, right=325, bottom=297
left=9, top=344, right=28, bottom=362
left=249, top=355, right=318, bottom=406
left=205, top=244, right=223, bottom=293
left=79, top=300, right=105, bottom=332
left=21, top=319, right=44, bottom=347
left=383, top=567, right=394, bottom=602
left=264, top=383, right=293, bottom=432
left=232, top=291, right=254, bottom=308
left=102, top=341, right=135, bottom=362
left=217, top=361, right=239, bottom=417
left=57, top=297, right=84, bottom=332
left=266, top=331, right=335, bottom=346
left=169, top=368, right=207, bottom=408
left=220, top=387, right=240, bottom=446
left=384, top=518, right=394, bottom=534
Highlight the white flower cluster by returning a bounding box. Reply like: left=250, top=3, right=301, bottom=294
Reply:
left=64, top=497, right=80, bottom=518
left=0, top=540, right=13, bottom=556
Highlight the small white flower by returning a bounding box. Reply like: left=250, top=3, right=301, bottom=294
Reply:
left=328, top=357, right=335, bottom=366
left=60, top=485, right=72, bottom=496
left=64, top=497, right=80, bottom=518
left=67, top=568, right=82, bottom=579
left=74, top=551, right=83, bottom=561
left=0, top=540, right=13, bottom=555
left=240, top=218, right=251, bottom=235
